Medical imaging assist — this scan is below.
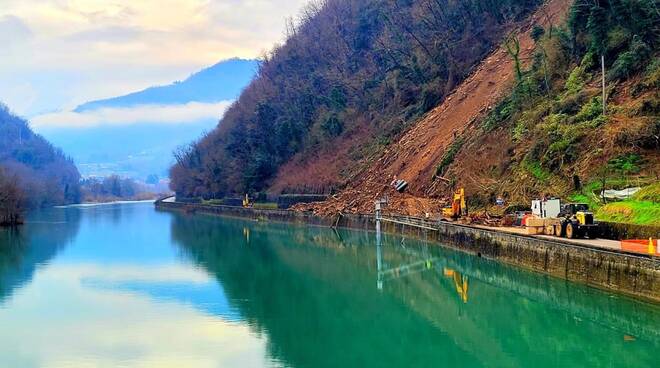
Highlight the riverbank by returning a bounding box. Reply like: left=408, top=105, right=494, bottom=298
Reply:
left=155, top=199, right=660, bottom=302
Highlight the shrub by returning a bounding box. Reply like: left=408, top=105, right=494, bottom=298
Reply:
left=555, top=90, right=588, bottom=114
left=483, top=98, right=515, bottom=131
left=321, top=114, right=344, bottom=137
left=523, top=160, right=551, bottom=181
left=434, top=138, right=464, bottom=179
left=607, top=153, right=643, bottom=176
left=608, top=36, right=651, bottom=81
left=512, top=120, right=528, bottom=141
left=564, top=65, right=586, bottom=93
left=574, top=96, right=602, bottom=123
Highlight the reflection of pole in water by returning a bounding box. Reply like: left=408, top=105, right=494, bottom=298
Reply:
left=243, top=227, right=250, bottom=244
left=375, top=200, right=383, bottom=291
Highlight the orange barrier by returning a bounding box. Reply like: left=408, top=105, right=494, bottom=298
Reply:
left=620, top=239, right=658, bottom=255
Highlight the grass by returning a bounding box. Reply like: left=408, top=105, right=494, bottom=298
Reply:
left=632, top=182, right=660, bottom=202
left=596, top=201, right=660, bottom=226
left=252, top=202, right=279, bottom=210
left=523, top=160, right=551, bottom=181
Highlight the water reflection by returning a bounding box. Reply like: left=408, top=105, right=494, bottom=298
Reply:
left=0, top=207, right=81, bottom=303
left=0, top=204, right=657, bottom=367
left=170, top=212, right=659, bottom=368
left=0, top=203, right=275, bottom=367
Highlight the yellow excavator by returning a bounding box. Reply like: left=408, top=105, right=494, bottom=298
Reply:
left=442, top=188, right=468, bottom=220
left=242, top=194, right=252, bottom=208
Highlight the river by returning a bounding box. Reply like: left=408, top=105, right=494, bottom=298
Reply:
left=0, top=202, right=657, bottom=367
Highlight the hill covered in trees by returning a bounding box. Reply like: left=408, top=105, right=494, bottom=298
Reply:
left=0, top=105, right=80, bottom=218
left=170, top=0, right=545, bottom=198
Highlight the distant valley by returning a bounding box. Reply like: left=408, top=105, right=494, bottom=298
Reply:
left=35, top=58, right=258, bottom=180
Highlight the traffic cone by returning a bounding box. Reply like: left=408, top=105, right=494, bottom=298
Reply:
left=649, top=238, right=656, bottom=255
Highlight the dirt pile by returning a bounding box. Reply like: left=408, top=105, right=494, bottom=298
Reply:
left=297, top=0, right=572, bottom=217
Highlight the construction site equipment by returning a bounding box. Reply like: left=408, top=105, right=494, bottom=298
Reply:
left=242, top=194, right=251, bottom=208
left=442, top=188, right=468, bottom=220
left=531, top=198, right=561, bottom=218
left=551, top=203, right=599, bottom=239
left=391, top=179, right=408, bottom=193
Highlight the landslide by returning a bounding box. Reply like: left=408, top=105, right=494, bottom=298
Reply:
left=300, top=0, right=572, bottom=216
left=303, top=0, right=659, bottom=218
left=169, top=0, right=545, bottom=198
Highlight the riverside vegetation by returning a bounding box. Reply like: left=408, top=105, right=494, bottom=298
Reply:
left=0, top=105, right=81, bottom=225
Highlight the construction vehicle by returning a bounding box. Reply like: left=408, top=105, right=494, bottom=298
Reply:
left=442, top=188, right=468, bottom=220
left=551, top=203, right=599, bottom=239
left=242, top=194, right=252, bottom=208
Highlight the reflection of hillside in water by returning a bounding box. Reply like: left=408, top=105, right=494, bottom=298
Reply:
left=170, top=213, right=659, bottom=368
left=0, top=208, right=81, bottom=303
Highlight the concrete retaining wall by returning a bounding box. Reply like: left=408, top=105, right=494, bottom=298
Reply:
left=155, top=201, right=660, bottom=302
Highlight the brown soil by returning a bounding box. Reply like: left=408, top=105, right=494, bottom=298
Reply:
left=297, top=0, right=572, bottom=217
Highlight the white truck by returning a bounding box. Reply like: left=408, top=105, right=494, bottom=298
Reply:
left=531, top=198, right=561, bottom=219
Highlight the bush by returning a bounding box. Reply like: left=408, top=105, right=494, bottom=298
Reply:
left=434, top=138, right=464, bottom=178
left=607, top=153, right=643, bottom=176
left=512, top=120, right=527, bottom=141
left=574, top=96, right=602, bottom=123
left=523, top=160, right=551, bottom=181
left=564, top=65, right=586, bottom=93
left=483, top=98, right=515, bottom=131
left=321, top=114, right=344, bottom=137
left=555, top=90, right=588, bottom=114
left=608, top=36, right=651, bottom=81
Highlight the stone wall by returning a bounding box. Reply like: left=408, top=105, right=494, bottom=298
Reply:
left=156, top=200, right=660, bottom=302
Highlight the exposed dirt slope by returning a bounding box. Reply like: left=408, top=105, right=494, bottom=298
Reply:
left=297, top=0, right=572, bottom=217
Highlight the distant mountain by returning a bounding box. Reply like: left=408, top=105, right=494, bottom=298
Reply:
left=37, top=58, right=258, bottom=180
left=75, top=58, right=259, bottom=111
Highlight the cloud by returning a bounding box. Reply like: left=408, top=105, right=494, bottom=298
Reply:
left=0, top=15, right=32, bottom=42
left=0, top=0, right=308, bottom=115
left=32, top=101, right=232, bottom=129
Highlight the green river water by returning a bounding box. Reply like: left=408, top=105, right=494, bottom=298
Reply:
left=0, top=202, right=658, bottom=367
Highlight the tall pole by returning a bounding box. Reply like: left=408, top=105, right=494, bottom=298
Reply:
left=601, top=54, right=606, bottom=115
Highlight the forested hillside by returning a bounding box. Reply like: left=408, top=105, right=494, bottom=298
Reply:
left=0, top=105, right=81, bottom=210
left=171, top=0, right=544, bottom=198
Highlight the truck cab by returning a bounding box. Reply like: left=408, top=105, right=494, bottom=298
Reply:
left=555, top=203, right=598, bottom=239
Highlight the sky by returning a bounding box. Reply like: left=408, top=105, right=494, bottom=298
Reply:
left=0, top=0, right=308, bottom=119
